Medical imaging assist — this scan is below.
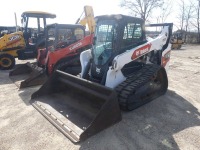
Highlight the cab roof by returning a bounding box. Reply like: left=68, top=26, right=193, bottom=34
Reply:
left=95, top=14, right=144, bottom=24
left=21, top=11, right=56, bottom=19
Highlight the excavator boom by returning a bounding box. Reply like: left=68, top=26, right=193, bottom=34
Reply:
left=76, top=6, right=96, bottom=33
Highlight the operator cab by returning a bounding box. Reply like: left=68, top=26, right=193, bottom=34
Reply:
left=46, top=24, right=85, bottom=52
left=21, top=11, right=56, bottom=46
left=90, top=14, right=146, bottom=84
left=18, top=11, right=56, bottom=60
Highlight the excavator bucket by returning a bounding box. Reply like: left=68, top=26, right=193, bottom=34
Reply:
left=30, top=70, right=122, bottom=142
left=9, top=62, right=47, bottom=88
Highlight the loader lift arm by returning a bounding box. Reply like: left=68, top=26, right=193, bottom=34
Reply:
left=110, top=23, right=173, bottom=78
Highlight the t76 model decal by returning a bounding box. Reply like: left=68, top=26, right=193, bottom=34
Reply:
left=131, top=43, right=152, bottom=60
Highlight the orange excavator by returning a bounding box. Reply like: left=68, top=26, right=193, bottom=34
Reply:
left=9, top=6, right=95, bottom=88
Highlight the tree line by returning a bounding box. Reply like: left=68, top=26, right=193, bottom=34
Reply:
left=120, top=0, right=200, bottom=43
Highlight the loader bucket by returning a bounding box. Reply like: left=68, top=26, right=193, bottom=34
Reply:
left=30, top=70, right=122, bottom=142
left=9, top=62, right=47, bottom=88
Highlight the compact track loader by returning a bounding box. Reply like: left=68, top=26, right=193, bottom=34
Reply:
left=0, top=11, right=56, bottom=70
left=9, top=24, right=93, bottom=88
left=31, top=14, right=173, bottom=142
left=9, top=6, right=95, bottom=88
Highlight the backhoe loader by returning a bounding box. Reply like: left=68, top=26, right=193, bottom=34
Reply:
left=9, top=6, right=95, bottom=88
left=0, top=11, right=56, bottom=70
left=30, top=14, right=173, bottom=142
left=171, top=31, right=183, bottom=49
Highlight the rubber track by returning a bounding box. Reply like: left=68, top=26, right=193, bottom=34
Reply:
left=115, top=64, right=161, bottom=111
left=54, top=55, right=80, bottom=74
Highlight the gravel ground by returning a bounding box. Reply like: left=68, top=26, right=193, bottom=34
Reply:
left=0, top=44, right=200, bottom=150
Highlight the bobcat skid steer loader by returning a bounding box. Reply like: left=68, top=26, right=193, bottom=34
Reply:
left=30, top=14, right=173, bottom=142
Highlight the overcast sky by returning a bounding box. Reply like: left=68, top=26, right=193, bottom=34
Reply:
left=0, top=0, right=192, bottom=31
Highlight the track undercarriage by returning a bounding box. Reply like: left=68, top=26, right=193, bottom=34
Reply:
left=116, top=64, right=168, bottom=111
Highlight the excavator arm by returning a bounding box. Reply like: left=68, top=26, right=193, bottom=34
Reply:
left=75, top=6, right=96, bottom=33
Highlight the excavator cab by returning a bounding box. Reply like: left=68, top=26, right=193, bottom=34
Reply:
left=17, top=11, right=56, bottom=60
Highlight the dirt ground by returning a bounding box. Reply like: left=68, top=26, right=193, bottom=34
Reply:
left=0, top=44, right=200, bottom=150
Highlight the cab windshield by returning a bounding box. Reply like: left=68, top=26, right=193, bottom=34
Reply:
left=93, top=20, right=117, bottom=65
left=47, top=27, right=84, bottom=51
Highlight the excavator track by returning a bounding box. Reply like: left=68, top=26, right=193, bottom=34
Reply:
left=115, top=64, right=168, bottom=111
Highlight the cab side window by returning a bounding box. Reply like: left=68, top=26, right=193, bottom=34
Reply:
left=122, top=23, right=143, bottom=49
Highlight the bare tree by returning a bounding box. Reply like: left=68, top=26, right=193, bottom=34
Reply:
left=184, top=2, right=194, bottom=42
left=194, top=0, right=200, bottom=43
left=120, top=0, right=163, bottom=22
left=159, top=0, right=173, bottom=23
left=154, top=0, right=173, bottom=23
left=197, top=0, right=200, bottom=43
left=177, top=0, right=185, bottom=31
left=190, top=0, right=200, bottom=43
left=176, top=0, right=195, bottom=42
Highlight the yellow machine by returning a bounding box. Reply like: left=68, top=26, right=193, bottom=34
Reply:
left=0, top=11, right=56, bottom=70
left=75, top=6, right=95, bottom=33
left=0, top=32, right=25, bottom=69
left=171, top=32, right=183, bottom=49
